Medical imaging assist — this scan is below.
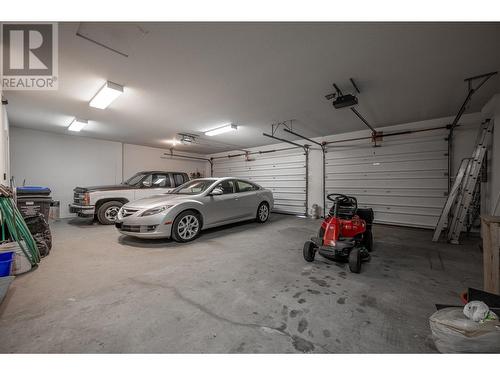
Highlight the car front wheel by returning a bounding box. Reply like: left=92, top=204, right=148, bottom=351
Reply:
left=172, top=210, right=201, bottom=243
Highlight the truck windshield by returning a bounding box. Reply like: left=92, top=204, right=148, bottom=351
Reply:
left=124, top=173, right=147, bottom=186
left=171, top=179, right=216, bottom=195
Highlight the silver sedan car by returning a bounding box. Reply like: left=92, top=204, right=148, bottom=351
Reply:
left=114, top=177, right=274, bottom=242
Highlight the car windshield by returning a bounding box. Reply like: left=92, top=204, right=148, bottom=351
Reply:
left=124, top=173, right=147, bottom=186
left=171, top=179, right=216, bottom=195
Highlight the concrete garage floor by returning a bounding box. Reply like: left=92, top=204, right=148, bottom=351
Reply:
left=0, top=214, right=483, bottom=353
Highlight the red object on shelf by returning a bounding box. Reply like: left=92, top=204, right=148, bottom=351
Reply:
left=460, top=291, right=468, bottom=305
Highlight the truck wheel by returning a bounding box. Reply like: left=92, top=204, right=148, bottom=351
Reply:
left=348, top=248, right=362, bottom=273
left=97, top=201, right=123, bottom=225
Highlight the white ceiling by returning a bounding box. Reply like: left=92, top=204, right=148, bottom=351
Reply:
left=5, top=22, right=500, bottom=154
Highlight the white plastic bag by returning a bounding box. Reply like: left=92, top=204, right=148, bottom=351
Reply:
left=429, top=307, right=500, bottom=353
left=463, top=301, right=496, bottom=322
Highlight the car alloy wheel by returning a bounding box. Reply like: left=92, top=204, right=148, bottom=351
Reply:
left=104, top=206, right=120, bottom=222
left=258, top=203, right=269, bottom=222
left=177, top=214, right=200, bottom=240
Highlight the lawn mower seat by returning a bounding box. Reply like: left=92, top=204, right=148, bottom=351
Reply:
left=329, top=196, right=357, bottom=219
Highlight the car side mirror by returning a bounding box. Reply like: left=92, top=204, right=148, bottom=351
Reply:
left=211, top=188, right=223, bottom=196
left=142, top=180, right=152, bottom=188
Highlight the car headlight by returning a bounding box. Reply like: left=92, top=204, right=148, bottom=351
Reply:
left=140, top=205, right=174, bottom=217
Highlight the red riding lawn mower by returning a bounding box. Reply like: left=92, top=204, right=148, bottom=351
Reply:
left=303, top=193, right=374, bottom=273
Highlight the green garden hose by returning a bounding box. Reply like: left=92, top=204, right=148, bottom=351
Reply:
left=0, top=196, right=40, bottom=266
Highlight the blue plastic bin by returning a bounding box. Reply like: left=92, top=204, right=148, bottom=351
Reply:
left=0, top=252, right=14, bottom=277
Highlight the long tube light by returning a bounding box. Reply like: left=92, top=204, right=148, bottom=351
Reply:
left=68, top=118, right=88, bottom=132
left=89, top=81, right=124, bottom=109
left=204, top=124, right=237, bottom=136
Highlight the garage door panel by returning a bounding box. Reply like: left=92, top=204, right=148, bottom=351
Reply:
left=250, top=179, right=306, bottom=188
left=325, top=187, right=446, bottom=197
left=213, top=162, right=305, bottom=174
left=326, top=159, right=447, bottom=173
left=325, top=170, right=446, bottom=180
left=326, top=202, right=442, bottom=217
left=327, top=178, right=447, bottom=189
left=275, top=198, right=306, bottom=207
left=213, top=168, right=305, bottom=178
left=325, top=193, right=446, bottom=208
left=371, top=211, right=438, bottom=229
left=325, top=128, right=448, bottom=228
left=213, top=147, right=307, bottom=215
left=215, top=155, right=305, bottom=168
left=324, top=204, right=440, bottom=229
left=274, top=206, right=305, bottom=215
left=216, top=156, right=304, bottom=166
left=326, top=150, right=446, bottom=166
left=273, top=192, right=306, bottom=200
left=326, top=139, right=446, bottom=161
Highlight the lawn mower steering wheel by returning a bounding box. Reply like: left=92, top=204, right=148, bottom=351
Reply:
left=327, top=193, right=350, bottom=203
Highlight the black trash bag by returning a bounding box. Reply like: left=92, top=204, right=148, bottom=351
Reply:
left=24, top=213, right=52, bottom=257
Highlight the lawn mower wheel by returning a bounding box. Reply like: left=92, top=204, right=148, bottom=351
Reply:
left=349, top=247, right=362, bottom=273
left=303, top=240, right=317, bottom=262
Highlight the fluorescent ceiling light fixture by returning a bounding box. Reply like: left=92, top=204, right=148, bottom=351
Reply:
left=89, top=81, right=124, bottom=109
left=204, top=124, right=237, bottom=137
left=68, top=118, right=88, bottom=132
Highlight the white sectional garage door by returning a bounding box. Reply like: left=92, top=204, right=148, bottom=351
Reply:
left=212, top=147, right=307, bottom=215
left=324, top=128, right=448, bottom=228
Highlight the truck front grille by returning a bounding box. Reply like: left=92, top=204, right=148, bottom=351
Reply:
left=73, top=192, right=83, bottom=204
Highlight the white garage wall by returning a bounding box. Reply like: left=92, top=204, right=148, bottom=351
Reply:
left=0, top=104, right=10, bottom=185
left=123, top=144, right=210, bottom=180
left=10, top=128, right=212, bottom=218
left=482, top=94, right=500, bottom=215
left=491, top=105, right=500, bottom=215
left=10, top=127, right=123, bottom=218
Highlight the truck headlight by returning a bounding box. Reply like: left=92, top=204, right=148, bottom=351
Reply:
left=140, top=205, right=174, bottom=217
left=82, top=192, right=90, bottom=205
